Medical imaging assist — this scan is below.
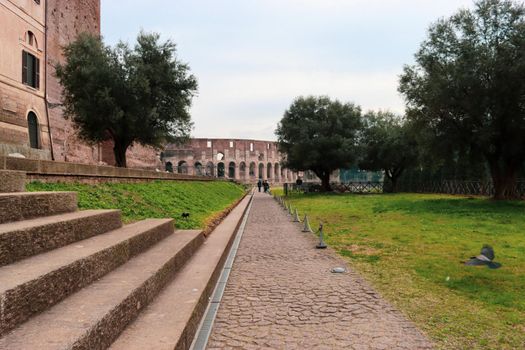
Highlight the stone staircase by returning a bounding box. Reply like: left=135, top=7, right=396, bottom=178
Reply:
left=0, top=170, right=247, bottom=349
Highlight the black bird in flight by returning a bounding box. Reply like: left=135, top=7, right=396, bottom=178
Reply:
left=465, top=245, right=501, bottom=269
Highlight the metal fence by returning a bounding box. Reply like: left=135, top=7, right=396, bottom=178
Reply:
left=285, top=179, right=525, bottom=197
left=397, top=179, right=525, bottom=197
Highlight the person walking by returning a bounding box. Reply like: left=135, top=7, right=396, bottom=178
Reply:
left=263, top=180, right=270, bottom=193
left=257, top=178, right=262, bottom=192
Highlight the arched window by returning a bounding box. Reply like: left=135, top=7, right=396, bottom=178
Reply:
left=249, top=162, right=256, bottom=177
left=27, top=112, right=39, bottom=149
left=165, top=162, right=173, bottom=173
left=228, top=162, right=236, bottom=178
left=267, top=162, right=272, bottom=179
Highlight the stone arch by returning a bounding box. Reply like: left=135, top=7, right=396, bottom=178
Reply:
left=194, top=162, right=203, bottom=176
left=216, top=152, right=225, bottom=161
left=267, top=162, right=272, bottom=180
left=228, top=161, right=236, bottom=179
left=239, top=162, right=246, bottom=179
left=27, top=111, right=39, bottom=149
left=177, top=160, right=188, bottom=174
left=165, top=161, right=173, bottom=173
left=249, top=162, right=256, bottom=178
left=206, top=161, right=214, bottom=176
left=274, top=163, right=280, bottom=181
left=217, top=162, right=225, bottom=178
left=258, top=163, right=264, bottom=179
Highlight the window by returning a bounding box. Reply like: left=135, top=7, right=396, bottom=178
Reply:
left=229, top=141, right=234, bottom=148
left=207, top=140, right=212, bottom=148
left=22, top=51, right=39, bottom=89
left=250, top=143, right=254, bottom=152
left=27, top=112, right=39, bottom=148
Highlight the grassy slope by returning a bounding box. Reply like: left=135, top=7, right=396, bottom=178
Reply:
left=279, top=191, right=525, bottom=349
left=27, top=181, right=246, bottom=230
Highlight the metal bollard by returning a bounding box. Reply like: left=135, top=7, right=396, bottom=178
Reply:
left=316, top=222, right=327, bottom=249
left=293, top=208, right=301, bottom=222
left=302, top=214, right=313, bottom=233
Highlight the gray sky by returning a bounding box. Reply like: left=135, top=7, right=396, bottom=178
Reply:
left=102, top=0, right=475, bottom=140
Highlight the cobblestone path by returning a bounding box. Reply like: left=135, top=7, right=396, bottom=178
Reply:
left=206, top=192, right=433, bottom=350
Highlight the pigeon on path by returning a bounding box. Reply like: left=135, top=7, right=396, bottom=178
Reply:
left=465, top=245, right=501, bottom=269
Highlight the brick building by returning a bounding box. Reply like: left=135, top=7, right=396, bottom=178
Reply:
left=163, top=138, right=300, bottom=183
left=0, top=0, right=160, bottom=168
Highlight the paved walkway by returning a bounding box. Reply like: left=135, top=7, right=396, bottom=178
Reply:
left=206, top=192, right=433, bottom=350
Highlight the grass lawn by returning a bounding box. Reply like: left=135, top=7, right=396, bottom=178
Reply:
left=278, top=191, right=525, bottom=349
left=27, top=180, right=246, bottom=230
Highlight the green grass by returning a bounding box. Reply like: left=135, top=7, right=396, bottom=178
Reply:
left=27, top=181, right=246, bottom=229
left=279, top=191, right=525, bottom=349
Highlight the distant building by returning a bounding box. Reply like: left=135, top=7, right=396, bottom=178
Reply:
left=163, top=138, right=300, bottom=183
left=0, top=0, right=159, bottom=168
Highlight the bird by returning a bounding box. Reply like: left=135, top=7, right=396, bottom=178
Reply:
left=181, top=212, right=190, bottom=219
left=464, top=245, right=501, bottom=269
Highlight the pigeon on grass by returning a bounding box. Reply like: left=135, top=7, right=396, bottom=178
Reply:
left=464, top=245, right=501, bottom=269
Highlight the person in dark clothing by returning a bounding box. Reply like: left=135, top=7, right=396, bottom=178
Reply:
left=263, top=180, right=270, bottom=193
left=257, top=179, right=262, bottom=192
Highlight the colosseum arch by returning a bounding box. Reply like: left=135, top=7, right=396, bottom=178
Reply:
left=228, top=161, right=236, bottom=179
left=258, top=163, right=264, bottom=179
left=267, top=162, right=272, bottom=180
left=165, top=161, right=173, bottom=173
left=249, top=162, right=256, bottom=178
left=205, top=162, right=214, bottom=176
left=217, top=162, right=225, bottom=177
left=194, top=162, right=203, bottom=176
left=177, top=160, right=188, bottom=174
left=274, top=163, right=280, bottom=181
left=239, top=162, right=246, bottom=179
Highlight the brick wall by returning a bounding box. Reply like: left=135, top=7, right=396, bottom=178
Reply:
left=45, top=0, right=101, bottom=164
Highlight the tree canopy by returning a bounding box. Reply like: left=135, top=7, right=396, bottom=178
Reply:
left=359, top=112, right=418, bottom=192
left=56, top=32, right=198, bottom=167
left=276, top=96, right=362, bottom=191
left=399, top=0, right=525, bottom=199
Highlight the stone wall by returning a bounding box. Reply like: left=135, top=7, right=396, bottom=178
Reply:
left=163, top=138, right=299, bottom=184
left=45, top=0, right=101, bottom=163
left=0, top=155, right=214, bottom=184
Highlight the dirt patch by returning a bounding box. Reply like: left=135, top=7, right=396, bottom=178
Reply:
left=343, top=244, right=381, bottom=256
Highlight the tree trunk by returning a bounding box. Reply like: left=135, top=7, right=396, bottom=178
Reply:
left=489, top=161, right=519, bottom=200
left=314, top=169, right=332, bottom=192
left=113, top=141, right=129, bottom=168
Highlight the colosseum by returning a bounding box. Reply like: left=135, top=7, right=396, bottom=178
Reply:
left=162, top=138, right=300, bottom=183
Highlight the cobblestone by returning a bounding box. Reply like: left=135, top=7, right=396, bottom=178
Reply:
left=207, top=192, right=433, bottom=349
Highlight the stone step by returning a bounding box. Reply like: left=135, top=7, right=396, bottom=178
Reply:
left=0, top=229, right=205, bottom=350
left=0, top=191, right=77, bottom=224
left=0, top=170, right=26, bottom=193
left=0, top=218, right=174, bottom=336
left=0, top=209, right=122, bottom=266
left=110, top=195, right=251, bottom=350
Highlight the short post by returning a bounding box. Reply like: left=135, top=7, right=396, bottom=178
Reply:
left=302, top=214, right=313, bottom=233
left=316, top=222, right=327, bottom=249
left=293, top=208, right=301, bottom=222
left=288, top=203, right=293, bottom=215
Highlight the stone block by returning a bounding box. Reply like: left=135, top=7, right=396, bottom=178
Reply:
left=0, top=170, right=26, bottom=192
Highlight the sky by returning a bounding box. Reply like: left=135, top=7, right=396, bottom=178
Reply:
left=101, top=0, right=475, bottom=141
